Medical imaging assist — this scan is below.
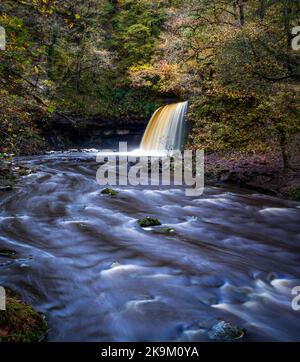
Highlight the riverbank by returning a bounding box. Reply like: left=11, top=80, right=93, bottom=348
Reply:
left=0, top=159, right=34, bottom=191
left=1, top=150, right=299, bottom=201
left=204, top=152, right=300, bottom=201
left=0, top=289, right=47, bottom=342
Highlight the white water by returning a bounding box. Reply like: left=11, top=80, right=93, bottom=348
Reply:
left=1, top=152, right=300, bottom=341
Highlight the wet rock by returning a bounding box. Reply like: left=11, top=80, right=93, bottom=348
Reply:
left=286, top=186, right=300, bottom=201
left=101, top=188, right=118, bottom=196
left=17, top=165, right=33, bottom=176
left=208, top=321, right=246, bottom=341
left=1, top=161, right=34, bottom=191
left=152, top=226, right=175, bottom=234
left=0, top=290, right=48, bottom=342
left=0, top=186, right=13, bottom=192
left=0, top=249, right=17, bottom=259
left=0, top=165, right=16, bottom=190
left=111, top=261, right=121, bottom=268
left=137, top=217, right=161, bottom=227
left=185, top=216, right=198, bottom=222
left=267, top=272, right=278, bottom=282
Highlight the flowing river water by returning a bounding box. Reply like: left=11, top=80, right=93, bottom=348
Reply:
left=0, top=151, right=300, bottom=341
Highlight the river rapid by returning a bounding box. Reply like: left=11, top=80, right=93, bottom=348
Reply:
left=0, top=151, right=300, bottom=341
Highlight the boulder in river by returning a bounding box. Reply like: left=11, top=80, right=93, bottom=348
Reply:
left=137, top=217, right=161, bottom=227
left=101, top=188, right=118, bottom=196
left=208, top=320, right=246, bottom=341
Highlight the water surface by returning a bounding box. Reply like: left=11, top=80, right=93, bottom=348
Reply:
left=0, top=152, right=300, bottom=341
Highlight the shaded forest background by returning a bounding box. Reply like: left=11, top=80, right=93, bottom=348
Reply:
left=0, top=0, right=299, bottom=173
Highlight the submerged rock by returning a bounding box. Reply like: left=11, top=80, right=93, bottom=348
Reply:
left=208, top=321, right=246, bottom=341
left=152, top=226, right=175, bottom=234
left=110, top=261, right=121, bottom=268
left=0, top=291, right=47, bottom=342
left=185, top=216, right=198, bottom=222
left=137, top=217, right=162, bottom=227
left=0, top=249, right=17, bottom=259
left=101, top=188, right=118, bottom=196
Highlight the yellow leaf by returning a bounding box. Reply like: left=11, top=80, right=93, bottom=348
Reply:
left=75, top=14, right=81, bottom=20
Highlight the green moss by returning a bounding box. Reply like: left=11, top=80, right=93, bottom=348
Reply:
left=137, top=217, right=161, bottom=227
left=287, top=187, right=300, bottom=201
left=101, top=188, right=118, bottom=197
left=0, top=293, right=47, bottom=342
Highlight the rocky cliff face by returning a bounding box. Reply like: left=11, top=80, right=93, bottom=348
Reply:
left=43, top=114, right=147, bottom=150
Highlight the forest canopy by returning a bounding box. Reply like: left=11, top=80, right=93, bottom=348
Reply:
left=0, top=0, right=299, bottom=169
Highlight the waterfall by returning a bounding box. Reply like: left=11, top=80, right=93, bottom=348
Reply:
left=140, top=101, right=188, bottom=152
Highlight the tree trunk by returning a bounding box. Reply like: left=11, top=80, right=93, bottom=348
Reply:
left=279, top=132, right=291, bottom=172
left=238, top=0, right=245, bottom=26
left=258, top=0, right=265, bottom=20
left=76, top=59, right=82, bottom=94
left=47, top=16, right=58, bottom=79
left=282, top=0, right=293, bottom=74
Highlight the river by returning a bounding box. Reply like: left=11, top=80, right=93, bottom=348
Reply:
left=0, top=151, right=300, bottom=341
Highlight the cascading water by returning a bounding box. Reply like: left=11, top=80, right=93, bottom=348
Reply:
left=140, top=101, right=188, bottom=152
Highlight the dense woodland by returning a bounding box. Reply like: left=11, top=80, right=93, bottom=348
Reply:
left=0, top=0, right=299, bottom=171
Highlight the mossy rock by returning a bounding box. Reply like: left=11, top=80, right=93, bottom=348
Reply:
left=0, top=161, right=17, bottom=190
left=208, top=321, right=246, bottom=341
left=101, top=188, right=118, bottom=196
left=17, top=166, right=32, bottom=177
left=0, top=292, right=47, bottom=342
left=137, top=217, right=161, bottom=227
left=287, top=187, right=300, bottom=201
left=0, top=249, right=17, bottom=259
